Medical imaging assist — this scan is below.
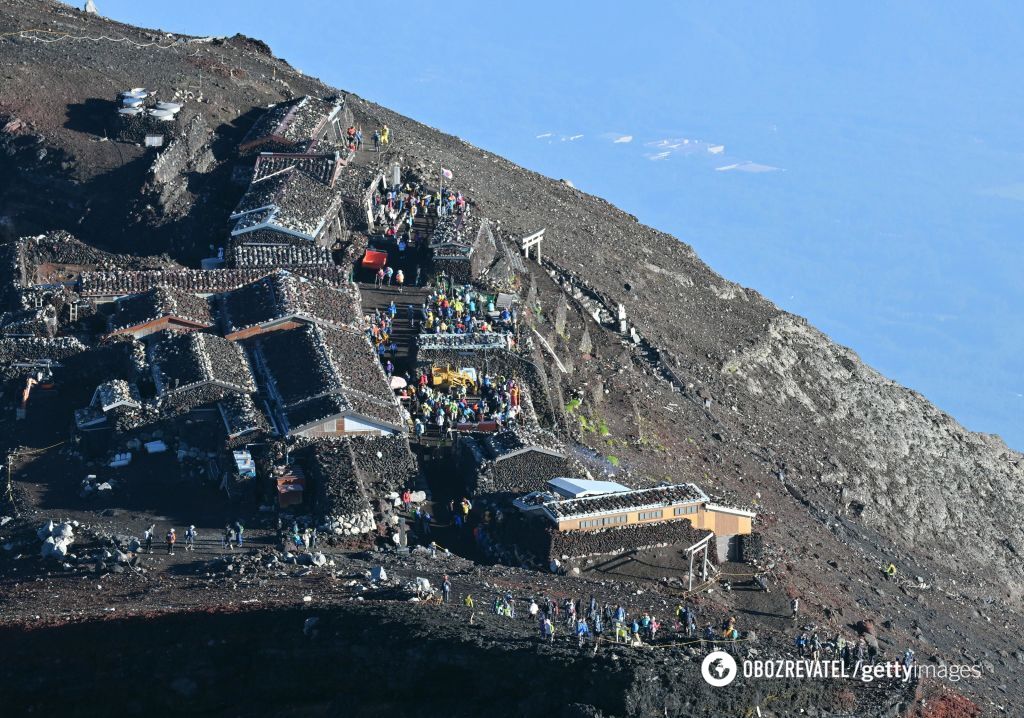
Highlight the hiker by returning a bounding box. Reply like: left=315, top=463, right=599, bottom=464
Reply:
left=576, top=618, right=590, bottom=647
left=184, top=525, right=197, bottom=552
left=795, top=632, right=808, bottom=657
left=395, top=269, right=404, bottom=292
left=385, top=360, right=394, bottom=377
left=791, top=597, right=800, bottom=621
left=464, top=594, right=474, bottom=608
left=375, top=267, right=385, bottom=287
left=419, top=511, right=432, bottom=536
left=402, top=489, right=412, bottom=511
left=386, top=266, right=394, bottom=285
left=165, top=527, right=176, bottom=555
left=756, top=574, right=770, bottom=592
left=836, top=633, right=849, bottom=664
left=702, top=624, right=716, bottom=649
left=223, top=524, right=234, bottom=550
left=414, top=418, right=425, bottom=442
left=234, top=520, right=244, bottom=547
left=143, top=524, right=155, bottom=553
left=565, top=598, right=581, bottom=626
left=355, top=127, right=363, bottom=150
left=309, top=527, right=318, bottom=550
left=884, top=562, right=898, bottom=580
left=903, top=649, right=915, bottom=672
left=372, top=130, right=380, bottom=152
left=381, top=124, right=390, bottom=145
left=442, top=576, right=452, bottom=604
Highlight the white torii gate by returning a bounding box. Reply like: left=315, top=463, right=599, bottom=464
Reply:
left=686, top=533, right=715, bottom=591
left=521, top=228, right=545, bottom=264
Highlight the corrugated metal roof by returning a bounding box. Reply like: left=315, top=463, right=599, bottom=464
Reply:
left=547, top=477, right=630, bottom=499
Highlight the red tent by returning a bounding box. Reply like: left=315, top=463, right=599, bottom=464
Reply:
left=361, top=249, right=388, bottom=271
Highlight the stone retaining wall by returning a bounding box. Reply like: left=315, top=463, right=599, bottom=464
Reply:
left=505, top=516, right=714, bottom=564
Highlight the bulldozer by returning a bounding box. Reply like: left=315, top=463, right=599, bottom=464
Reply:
left=430, top=365, right=478, bottom=394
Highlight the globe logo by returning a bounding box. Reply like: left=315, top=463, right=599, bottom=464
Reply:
left=701, top=650, right=738, bottom=687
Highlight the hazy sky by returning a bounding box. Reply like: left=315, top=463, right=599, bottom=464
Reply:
left=88, top=1, right=1023, bottom=449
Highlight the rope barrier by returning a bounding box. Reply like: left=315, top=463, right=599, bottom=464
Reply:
left=589, top=633, right=755, bottom=651
left=0, top=28, right=185, bottom=50
left=13, top=440, right=66, bottom=456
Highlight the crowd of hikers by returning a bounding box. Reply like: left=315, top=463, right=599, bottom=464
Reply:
left=469, top=593, right=723, bottom=649
left=371, top=180, right=469, bottom=248
left=441, top=579, right=915, bottom=672
left=366, top=305, right=400, bottom=371
left=344, top=122, right=389, bottom=154
left=408, top=372, right=524, bottom=438
left=419, top=280, right=516, bottom=336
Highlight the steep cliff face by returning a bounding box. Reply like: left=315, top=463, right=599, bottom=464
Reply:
left=723, top=315, right=1024, bottom=596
